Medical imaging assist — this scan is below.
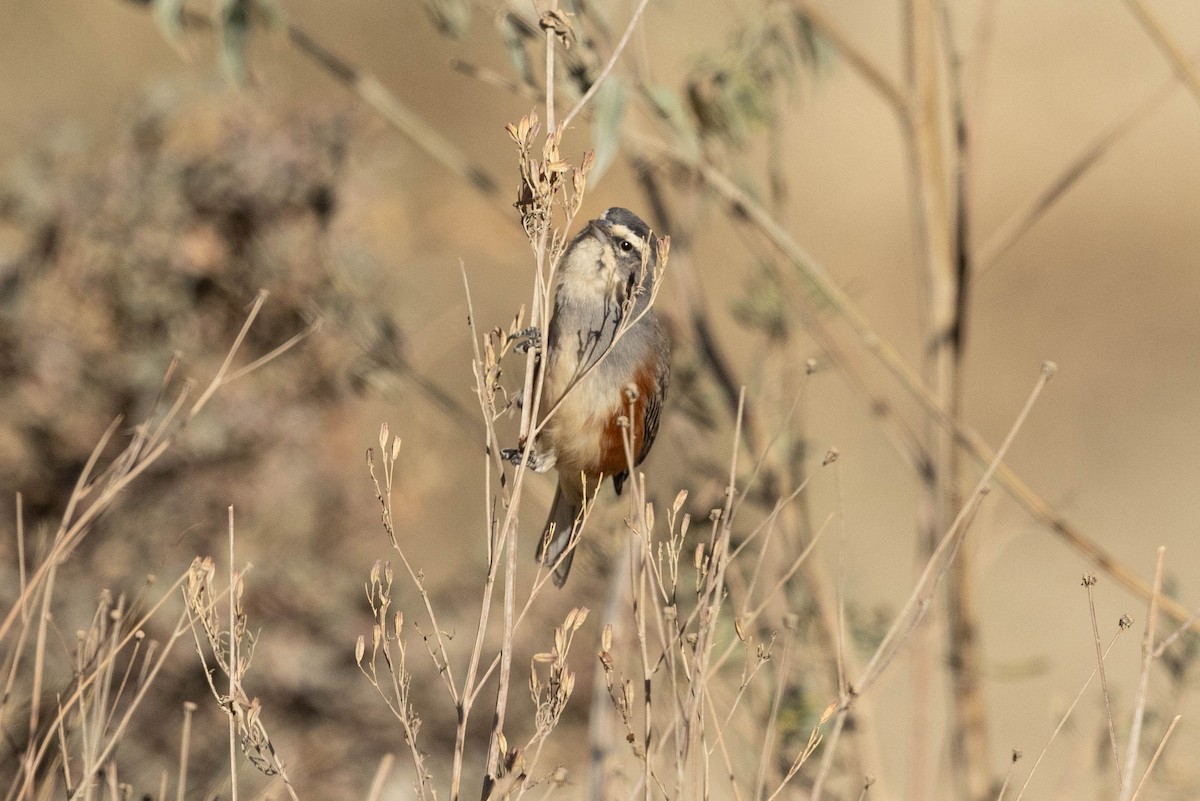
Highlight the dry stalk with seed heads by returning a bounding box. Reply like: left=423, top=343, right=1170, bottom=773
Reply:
left=12, top=4, right=1195, bottom=800
left=2, top=294, right=315, bottom=801
left=182, top=515, right=301, bottom=801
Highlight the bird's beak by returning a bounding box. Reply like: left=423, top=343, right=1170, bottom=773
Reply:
left=586, top=219, right=614, bottom=240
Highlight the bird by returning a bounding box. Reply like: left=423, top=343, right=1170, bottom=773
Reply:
left=524, top=207, right=670, bottom=587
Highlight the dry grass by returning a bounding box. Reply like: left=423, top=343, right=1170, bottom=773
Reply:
left=3, top=1, right=1200, bottom=800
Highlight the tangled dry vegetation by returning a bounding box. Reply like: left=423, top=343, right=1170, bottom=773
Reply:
left=3, top=2, right=1200, bottom=801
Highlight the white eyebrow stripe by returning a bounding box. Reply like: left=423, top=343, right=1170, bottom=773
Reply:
left=609, top=224, right=645, bottom=252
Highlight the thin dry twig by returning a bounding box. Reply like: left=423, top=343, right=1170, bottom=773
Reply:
left=1, top=291, right=298, bottom=646
left=994, top=750, right=1023, bottom=801
left=1083, top=573, right=1123, bottom=784
left=1123, top=0, right=1200, bottom=107
left=1128, top=714, right=1181, bottom=801
left=366, top=754, right=396, bottom=801
left=973, top=51, right=1200, bottom=274
left=557, top=0, right=652, bottom=133
left=859, top=362, right=1056, bottom=694
left=632, top=133, right=1197, bottom=631
left=1013, top=627, right=1129, bottom=801
left=1120, top=547, right=1166, bottom=801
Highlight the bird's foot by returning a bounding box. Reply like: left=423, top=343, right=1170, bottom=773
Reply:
left=500, top=445, right=556, bottom=473
left=508, top=326, right=542, bottom=354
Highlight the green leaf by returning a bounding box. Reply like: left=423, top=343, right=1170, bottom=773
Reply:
left=215, top=0, right=285, bottom=85
left=589, top=77, right=626, bottom=184
left=498, top=13, right=536, bottom=89
left=152, top=0, right=187, bottom=52
left=421, top=0, right=471, bottom=39
left=218, top=0, right=250, bottom=84
left=646, top=84, right=700, bottom=161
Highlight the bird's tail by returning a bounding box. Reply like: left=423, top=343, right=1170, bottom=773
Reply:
left=536, top=482, right=583, bottom=587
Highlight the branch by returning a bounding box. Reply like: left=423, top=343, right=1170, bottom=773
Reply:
left=631, top=135, right=1200, bottom=631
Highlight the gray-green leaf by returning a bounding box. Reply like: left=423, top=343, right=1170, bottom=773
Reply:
left=590, top=77, right=626, bottom=184
left=152, top=0, right=187, bottom=53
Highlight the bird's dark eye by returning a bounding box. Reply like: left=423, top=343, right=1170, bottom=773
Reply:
left=619, top=239, right=634, bottom=253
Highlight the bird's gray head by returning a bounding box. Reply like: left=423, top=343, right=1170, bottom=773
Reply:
left=597, top=207, right=659, bottom=270
left=558, top=207, right=659, bottom=306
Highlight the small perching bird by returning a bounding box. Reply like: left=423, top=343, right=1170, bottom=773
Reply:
left=510, top=207, right=670, bottom=587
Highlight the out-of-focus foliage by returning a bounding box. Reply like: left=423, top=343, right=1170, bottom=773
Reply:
left=421, top=0, right=471, bottom=39
left=145, top=0, right=286, bottom=84
left=686, top=4, right=827, bottom=148
left=0, top=84, right=415, bottom=795
left=590, top=77, right=627, bottom=183
left=733, top=263, right=792, bottom=342
left=0, top=83, right=402, bottom=541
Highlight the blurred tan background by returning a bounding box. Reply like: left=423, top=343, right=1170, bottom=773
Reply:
left=3, top=1, right=1200, bottom=799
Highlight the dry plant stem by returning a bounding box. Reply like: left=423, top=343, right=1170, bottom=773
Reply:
left=556, top=0, right=653, bottom=133
left=66, top=609, right=193, bottom=801
left=634, top=136, right=1198, bottom=631
left=1128, top=714, right=1180, bottom=801
left=1120, top=547, right=1165, bottom=801
left=456, top=266, right=508, bottom=801
left=808, top=704, right=849, bottom=801
left=1152, top=601, right=1200, bottom=658
left=177, top=702, right=196, bottom=801
left=227, top=509, right=239, bottom=801
left=682, top=390, right=745, bottom=795
left=15, top=493, right=26, bottom=619
left=1085, top=578, right=1123, bottom=783
left=371, top=452, right=458, bottom=701
left=1123, top=0, right=1200, bottom=106
left=544, top=0, right=557, bottom=130
left=1, top=291, right=282, bottom=645
left=486, top=510, right=520, bottom=793
left=813, top=363, right=1053, bottom=801
left=861, top=363, right=1053, bottom=694
left=155, top=7, right=504, bottom=199
left=185, top=561, right=302, bottom=801
left=1013, top=631, right=1124, bottom=801
left=462, top=248, right=541, bottom=797
left=614, top=421, right=658, bottom=801
left=634, top=522, right=653, bottom=801
left=796, top=0, right=1189, bottom=318
left=752, top=630, right=794, bottom=801
left=101, top=618, right=142, bottom=738
left=366, top=754, right=396, bottom=801
left=477, top=43, right=580, bottom=786
left=56, top=708, right=74, bottom=796
left=974, top=52, right=1199, bottom=274
left=833, top=464, right=848, bottom=699
left=586, top=544, right=632, bottom=801
left=702, top=688, right=746, bottom=801
left=189, top=291, right=269, bottom=418
left=813, top=491, right=982, bottom=801
left=773, top=491, right=886, bottom=788
left=649, top=506, right=833, bottom=781
left=280, top=23, right=501, bottom=198
left=20, top=563, right=57, bottom=801
left=929, top=6, right=991, bottom=798
left=900, top=5, right=969, bottom=796
left=8, top=571, right=191, bottom=801
left=993, top=754, right=1020, bottom=801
